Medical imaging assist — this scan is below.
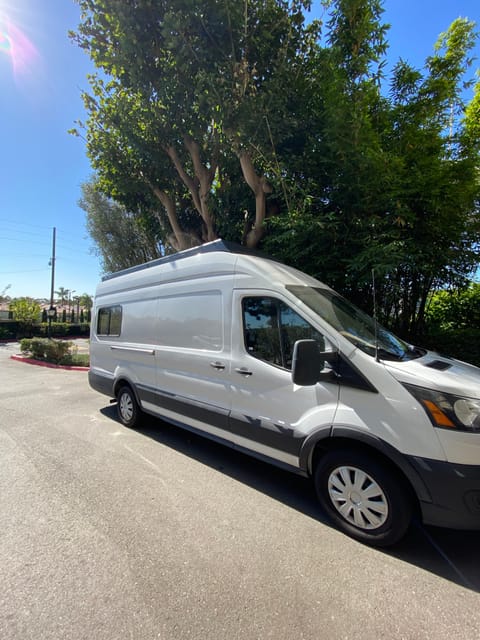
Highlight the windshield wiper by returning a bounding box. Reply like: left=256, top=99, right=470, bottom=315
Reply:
left=376, top=347, right=404, bottom=361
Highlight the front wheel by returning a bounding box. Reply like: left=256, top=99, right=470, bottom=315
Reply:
left=314, top=449, right=412, bottom=547
left=116, top=385, right=143, bottom=428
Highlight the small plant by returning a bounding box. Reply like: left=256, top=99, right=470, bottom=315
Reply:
left=60, top=351, right=90, bottom=367
left=20, top=338, right=32, bottom=353
left=43, top=339, right=72, bottom=363
left=19, top=338, right=90, bottom=366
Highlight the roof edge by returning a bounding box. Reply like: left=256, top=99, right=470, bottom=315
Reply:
left=101, top=239, right=277, bottom=282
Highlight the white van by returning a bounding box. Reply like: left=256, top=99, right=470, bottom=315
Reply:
left=89, top=240, right=480, bottom=546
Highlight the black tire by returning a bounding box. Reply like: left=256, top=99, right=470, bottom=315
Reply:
left=314, top=449, right=412, bottom=547
left=116, top=385, right=143, bottom=428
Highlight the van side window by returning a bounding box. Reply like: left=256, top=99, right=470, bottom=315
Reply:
left=242, top=297, right=325, bottom=369
left=97, top=305, right=122, bottom=336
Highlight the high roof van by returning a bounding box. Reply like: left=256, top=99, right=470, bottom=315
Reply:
left=89, top=240, right=480, bottom=546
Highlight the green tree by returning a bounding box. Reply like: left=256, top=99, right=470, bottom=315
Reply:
left=9, top=298, right=41, bottom=336
left=55, top=287, right=70, bottom=307
left=265, top=3, right=480, bottom=336
left=371, top=17, right=480, bottom=334
left=72, top=0, right=480, bottom=337
left=426, top=283, right=480, bottom=331
left=79, top=293, right=93, bottom=311
left=265, top=0, right=398, bottom=297
left=71, top=0, right=320, bottom=249
left=80, top=178, right=163, bottom=273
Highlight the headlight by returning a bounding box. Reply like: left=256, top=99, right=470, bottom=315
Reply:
left=403, top=384, right=480, bottom=432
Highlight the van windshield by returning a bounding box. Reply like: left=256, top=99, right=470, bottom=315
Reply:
left=287, top=285, right=420, bottom=361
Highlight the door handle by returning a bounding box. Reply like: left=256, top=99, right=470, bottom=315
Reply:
left=235, top=367, right=253, bottom=376
left=210, top=361, right=226, bottom=370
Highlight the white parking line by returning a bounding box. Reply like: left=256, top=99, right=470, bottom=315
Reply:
left=123, top=443, right=167, bottom=486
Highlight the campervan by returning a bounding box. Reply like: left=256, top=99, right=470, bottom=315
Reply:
left=89, top=240, right=480, bottom=546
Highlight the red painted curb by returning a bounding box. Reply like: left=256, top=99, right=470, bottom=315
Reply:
left=10, top=355, right=89, bottom=371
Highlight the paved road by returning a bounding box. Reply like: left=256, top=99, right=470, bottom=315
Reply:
left=1, top=341, right=479, bottom=639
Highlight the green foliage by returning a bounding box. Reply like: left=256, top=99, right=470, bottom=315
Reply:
left=36, top=323, right=90, bottom=338
left=421, top=328, right=480, bottom=368
left=9, top=298, right=41, bottom=325
left=416, top=283, right=480, bottom=367
left=265, top=5, right=480, bottom=334
left=0, top=324, right=15, bottom=339
left=55, top=287, right=70, bottom=306
left=80, top=178, right=163, bottom=273
left=79, top=293, right=93, bottom=310
left=19, top=338, right=32, bottom=353
left=72, top=0, right=320, bottom=250
left=425, top=283, right=480, bottom=330
left=21, top=338, right=71, bottom=364
left=72, top=0, right=480, bottom=334
left=19, top=338, right=90, bottom=366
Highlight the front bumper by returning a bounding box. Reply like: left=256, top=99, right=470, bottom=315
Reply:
left=409, top=456, right=480, bottom=530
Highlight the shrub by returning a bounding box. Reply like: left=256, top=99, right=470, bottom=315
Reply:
left=426, top=283, right=480, bottom=331
left=0, top=321, right=17, bottom=338
left=21, top=338, right=78, bottom=364
left=58, top=351, right=90, bottom=367
left=421, top=327, right=480, bottom=368
left=43, top=339, right=72, bottom=363
left=36, top=322, right=90, bottom=338
left=30, top=338, right=48, bottom=360
left=20, top=338, right=32, bottom=353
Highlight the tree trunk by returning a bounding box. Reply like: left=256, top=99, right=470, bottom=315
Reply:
left=184, top=135, right=217, bottom=242
left=166, top=139, right=218, bottom=243
left=150, top=185, right=195, bottom=251
left=238, top=150, right=272, bottom=248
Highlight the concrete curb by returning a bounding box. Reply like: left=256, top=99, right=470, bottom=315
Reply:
left=10, top=355, right=89, bottom=371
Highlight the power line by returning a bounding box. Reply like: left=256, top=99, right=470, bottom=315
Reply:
left=0, top=236, right=52, bottom=246
left=0, top=226, right=51, bottom=239
left=0, top=238, right=92, bottom=257
left=0, top=268, right=50, bottom=274
left=0, top=254, right=50, bottom=259
left=0, top=218, right=54, bottom=230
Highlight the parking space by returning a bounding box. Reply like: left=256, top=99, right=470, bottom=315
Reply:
left=0, top=344, right=479, bottom=639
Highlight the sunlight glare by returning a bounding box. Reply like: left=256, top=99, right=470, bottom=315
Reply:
left=0, top=0, right=40, bottom=79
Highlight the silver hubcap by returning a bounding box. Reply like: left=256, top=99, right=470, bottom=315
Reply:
left=119, top=393, right=134, bottom=422
left=328, top=465, right=388, bottom=530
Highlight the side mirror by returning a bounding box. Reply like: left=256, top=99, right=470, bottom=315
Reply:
left=292, top=339, right=339, bottom=386
left=290, top=340, right=324, bottom=386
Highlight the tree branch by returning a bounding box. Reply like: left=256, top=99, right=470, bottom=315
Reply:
left=238, top=150, right=273, bottom=247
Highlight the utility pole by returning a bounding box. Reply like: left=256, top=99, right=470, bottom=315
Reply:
left=47, top=227, right=56, bottom=338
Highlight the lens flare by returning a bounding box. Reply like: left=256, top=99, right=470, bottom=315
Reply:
left=0, top=28, right=12, bottom=54
left=0, top=16, right=39, bottom=78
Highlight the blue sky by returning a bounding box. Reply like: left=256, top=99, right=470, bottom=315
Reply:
left=0, top=0, right=479, bottom=300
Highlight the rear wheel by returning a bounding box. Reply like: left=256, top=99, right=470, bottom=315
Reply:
left=314, top=449, right=412, bottom=547
left=117, top=385, right=143, bottom=428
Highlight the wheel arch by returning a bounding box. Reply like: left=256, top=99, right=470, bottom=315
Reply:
left=303, top=427, right=432, bottom=513
left=113, top=377, right=141, bottom=404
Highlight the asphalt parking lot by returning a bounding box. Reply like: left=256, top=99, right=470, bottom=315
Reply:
left=1, top=340, right=479, bottom=639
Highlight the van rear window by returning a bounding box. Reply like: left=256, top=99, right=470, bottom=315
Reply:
left=97, top=305, right=122, bottom=336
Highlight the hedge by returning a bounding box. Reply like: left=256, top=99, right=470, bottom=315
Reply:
left=0, top=321, right=90, bottom=339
